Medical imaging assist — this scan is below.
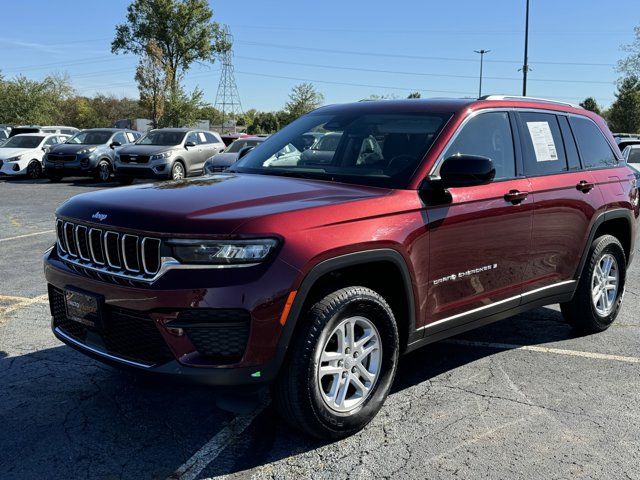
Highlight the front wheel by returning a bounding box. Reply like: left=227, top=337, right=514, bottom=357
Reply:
left=94, top=160, right=112, bottom=182
left=561, top=234, right=626, bottom=334
left=273, top=286, right=399, bottom=439
left=27, top=160, right=42, bottom=179
left=170, top=161, right=185, bottom=181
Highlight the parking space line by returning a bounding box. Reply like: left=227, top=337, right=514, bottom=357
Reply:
left=168, top=406, right=265, bottom=480
left=0, top=294, right=49, bottom=317
left=0, top=230, right=55, bottom=243
left=444, top=339, right=640, bottom=364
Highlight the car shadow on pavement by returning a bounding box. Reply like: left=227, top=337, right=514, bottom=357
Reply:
left=0, top=306, right=579, bottom=479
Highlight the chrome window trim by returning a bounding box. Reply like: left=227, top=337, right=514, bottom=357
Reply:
left=121, top=234, right=140, bottom=273
left=88, top=228, right=105, bottom=265
left=74, top=225, right=90, bottom=261
left=104, top=231, right=121, bottom=269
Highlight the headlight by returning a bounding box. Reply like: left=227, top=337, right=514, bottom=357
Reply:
left=150, top=151, right=172, bottom=161
left=168, top=238, right=278, bottom=264
left=6, top=155, right=23, bottom=162
left=78, top=146, right=97, bottom=155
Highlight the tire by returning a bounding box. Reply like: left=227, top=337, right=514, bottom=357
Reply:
left=27, top=160, right=42, bottom=179
left=94, top=160, right=112, bottom=182
left=561, top=234, right=626, bottom=334
left=116, top=177, right=134, bottom=186
left=273, top=286, right=399, bottom=439
left=170, top=161, right=185, bottom=181
left=47, top=174, right=63, bottom=183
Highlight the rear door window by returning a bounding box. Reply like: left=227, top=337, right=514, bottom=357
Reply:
left=557, top=116, right=581, bottom=171
left=518, top=112, right=568, bottom=176
left=442, top=111, right=516, bottom=180
left=569, top=116, right=618, bottom=169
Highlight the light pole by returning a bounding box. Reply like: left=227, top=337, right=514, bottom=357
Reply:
left=522, top=0, right=530, bottom=96
left=474, top=49, right=490, bottom=98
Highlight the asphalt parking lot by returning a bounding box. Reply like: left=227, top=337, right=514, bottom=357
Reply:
left=1, top=177, right=639, bottom=480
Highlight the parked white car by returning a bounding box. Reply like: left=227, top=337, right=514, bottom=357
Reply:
left=0, top=133, right=69, bottom=178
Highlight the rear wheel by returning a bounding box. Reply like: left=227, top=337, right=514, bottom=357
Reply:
left=27, top=160, right=42, bottom=179
left=273, top=286, right=399, bottom=439
left=94, top=160, right=112, bottom=182
left=170, top=161, right=185, bottom=181
left=561, top=234, right=626, bottom=334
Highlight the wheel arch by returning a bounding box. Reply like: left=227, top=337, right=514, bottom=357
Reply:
left=277, top=249, right=418, bottom=368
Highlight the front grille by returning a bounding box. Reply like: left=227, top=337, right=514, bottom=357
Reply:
left=50, top=286, right=174, bottom=366
left=56, top=219, right=161, bottom=282
left=171, top=309, right=250, bottom=363
left=47, top=153, right=76, bottom=162
left=120, top=154, right=150, bottom=164
left=208, top=165, right=227, bottom=173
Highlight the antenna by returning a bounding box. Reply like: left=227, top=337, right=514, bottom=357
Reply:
left=214, top=26, right=244, bottom=134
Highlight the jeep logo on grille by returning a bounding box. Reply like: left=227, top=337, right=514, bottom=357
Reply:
left=91, top=212, right=108, bottom=221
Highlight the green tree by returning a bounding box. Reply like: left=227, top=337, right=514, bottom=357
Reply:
left=283, top=83, right=324, bottom=124
left=135, top=40, right=167, bottom=127
left=618, top=25, right=640, bottom=77
left=606, top=77, right=640, bottom=133
left=112, top=0, right=229, bottom=92
left=0, top=74, right=73, bottom=124
left=247, top=111, right=279, bottom=134
left=407, top=91, right=422, bottom=99
left=579, top=97, right=601, bottom=115
left=160, top=84, right=206, bottom=127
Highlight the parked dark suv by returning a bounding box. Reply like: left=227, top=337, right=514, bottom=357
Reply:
left=44, top=96, right=638, bottom=439
left=44, top=129, right=140, bottom=182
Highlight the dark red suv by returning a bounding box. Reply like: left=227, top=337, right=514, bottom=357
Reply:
left=44, top=96, right=639, bottom=438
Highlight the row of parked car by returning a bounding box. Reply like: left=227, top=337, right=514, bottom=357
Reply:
left=0, top=124, right=343, bottom=184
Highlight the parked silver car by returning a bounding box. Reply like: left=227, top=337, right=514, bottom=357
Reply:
left=114, top=128, right=226, bottom=183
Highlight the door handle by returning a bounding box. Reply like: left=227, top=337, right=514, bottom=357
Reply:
left=576, top=180, right=595, bottom=193
left=504, top=189, right=529, bottom=205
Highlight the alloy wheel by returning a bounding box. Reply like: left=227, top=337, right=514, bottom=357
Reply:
left=98, top=162, right=110, bottom=182
left=316, top=316, right=382, bottom=413
left=591, top=253, right=619, bottom=317
left=172, top=163, right=185, bottom=180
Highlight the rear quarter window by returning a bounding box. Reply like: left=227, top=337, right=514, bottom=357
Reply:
left=569, top=116, right=618, bottom=169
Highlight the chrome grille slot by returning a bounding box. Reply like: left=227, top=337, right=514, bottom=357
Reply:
left=89, top=228, right=105, bottom=264
left=56, top=219, right=66, bottom=252
left=121, top=234, right=140, bottom=272
left=64, top=222, right=78, bottom=257
left=75, top=225, right=90, bottom=260
left=141, top=238, right=161, bottom=274
left=104, top=231, right=121, bottom=268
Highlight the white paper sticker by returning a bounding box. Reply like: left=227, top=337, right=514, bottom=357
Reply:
left=526, top=121, right=558, bottom=162
left=198, top=132, right=207, bottom=142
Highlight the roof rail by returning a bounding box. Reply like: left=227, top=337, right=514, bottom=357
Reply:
left=479, top=95, right=582, bottom=109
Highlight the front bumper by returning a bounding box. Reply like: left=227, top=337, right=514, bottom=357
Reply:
left=44, top=247, right=298, bottom=386
left=0, top=160, right=27, bottom=176
left=44, top=155, right=97, bottom=177
left=114, top=160, right=170, bottom=179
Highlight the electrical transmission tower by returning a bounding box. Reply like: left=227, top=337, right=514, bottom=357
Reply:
left=214, top=26, right=244, bottom=133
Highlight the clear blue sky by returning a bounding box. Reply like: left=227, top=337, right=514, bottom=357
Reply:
left=1, top=0, right=638, bottom=111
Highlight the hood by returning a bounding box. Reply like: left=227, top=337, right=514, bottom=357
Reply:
left=207, top=152, right=239, bottom=166
left=57, top=173, right=389, bottom=235
left=118, top=144, right=179, bottom=156
left=0, top=147, right=36, bottom=160
left=49, top=143, right=106, bottom=155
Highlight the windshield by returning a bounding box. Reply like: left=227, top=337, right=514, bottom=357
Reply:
left=67, top=130, right=112, bottom=145
left=226, top=139, right=262, bottom=153
left=231, top=111, right=451, bottom=188
left=0, top=135, right=44, bottom=149
left=137, top=130, right=186, bottom=146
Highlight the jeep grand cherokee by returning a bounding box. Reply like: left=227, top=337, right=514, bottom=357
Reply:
left=44, top=96, right=639, bottom=439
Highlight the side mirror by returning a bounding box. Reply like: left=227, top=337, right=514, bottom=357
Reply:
left=185, top=141, right=197, bottom=148
left=110, top=141, right=122, bottom=149
left=439, top=155, right=495, bottom=188
left=42, top=146, right=49, bottom=152
left=238, top=146, right=254, bottom=160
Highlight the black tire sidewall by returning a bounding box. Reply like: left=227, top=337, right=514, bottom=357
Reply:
left=305, top=290, right=399, bottom=434
left=171, top=161, right=185, bottom=180
left=96, top=160, right=111, bottom=182
left=28, top=160, right=41, bottom=178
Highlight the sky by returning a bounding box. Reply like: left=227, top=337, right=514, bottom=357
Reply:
left=1, top=0, right=638, bottom=112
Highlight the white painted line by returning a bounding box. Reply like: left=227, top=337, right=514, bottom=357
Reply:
left=0, top=230, right=55, bottom=243
left=168, top=406, right=265, bottom=480
left=444, top=339, right=640, bottom=364
left=0, top=294, right=49, bottom=316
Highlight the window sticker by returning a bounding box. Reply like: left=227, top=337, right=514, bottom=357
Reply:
left=198, top=132, right=207, bottom=142
left=526, top=121, right=558, bottom=162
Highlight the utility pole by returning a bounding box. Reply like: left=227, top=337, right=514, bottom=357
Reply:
left=522, top=0, right=530, bottom=96
left=474, top=49, right=490, bottom=98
